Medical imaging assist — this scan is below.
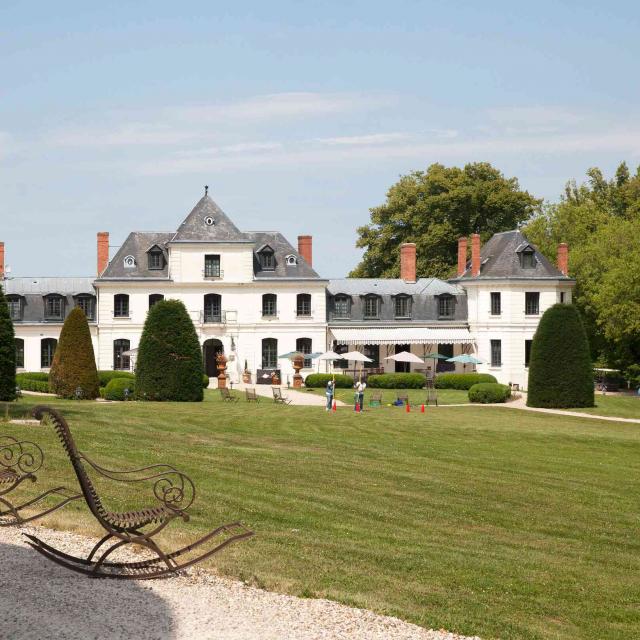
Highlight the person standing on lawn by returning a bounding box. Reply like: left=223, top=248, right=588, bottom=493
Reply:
left=325, top=379, right=335, bottom=411
left=354, top=380, right=366, bottom=412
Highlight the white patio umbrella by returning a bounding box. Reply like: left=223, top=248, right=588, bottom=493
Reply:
left=343, top=350, right=373, bottom=382
left=315, top=350, right=345, bottom=374
left=384, top=351, right=425, bottom=364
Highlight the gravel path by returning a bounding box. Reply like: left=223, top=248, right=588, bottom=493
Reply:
left=1, top=524, right=480, bottom=640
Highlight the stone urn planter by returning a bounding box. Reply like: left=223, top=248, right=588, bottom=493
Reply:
left=271, top=371, right=281, bottom=386
left=292, top=354, right=304, bottom=388
left=216, top=353, right=228, bottom=389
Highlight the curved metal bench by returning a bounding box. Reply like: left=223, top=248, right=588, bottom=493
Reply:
left=24, top=405, right=253, bottom=579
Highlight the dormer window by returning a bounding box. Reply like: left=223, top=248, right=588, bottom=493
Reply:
left=74, top=294, right=96, bottom=321
left=43, top=294, right=65, bottom=321
left=516, top=242, right=537, bottom=269
left=6, top=295, right=23, bottom=321
left=123, top=255, right=136, bottom=269
left=363, top=295, right=381, bottom=320
left=394, top=295, right=412, bottom=319
left=147, top=246, right=165, bottom=270
left=258, top=245, right=275, bottom=271
left=333, top=295, right=351, bottom=319
left=438, top=294, right=455, bottom=318
left=285, top=255, right=297, bottom=266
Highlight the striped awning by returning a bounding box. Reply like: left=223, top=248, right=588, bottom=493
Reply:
left=329, top=327, right=474, bottom=346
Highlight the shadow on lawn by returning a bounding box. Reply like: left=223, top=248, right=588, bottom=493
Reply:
left=0, top=538, right=175, bottom=639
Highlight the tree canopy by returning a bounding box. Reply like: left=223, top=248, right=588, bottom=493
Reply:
left=350, top=162, right=541, bottom=278
left=525, top=162, right=640, bottom=372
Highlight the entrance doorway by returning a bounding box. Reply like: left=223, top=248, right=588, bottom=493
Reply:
left=395, top=343, right=411, bottom=373
left=203, top=339, right=224, bottom=377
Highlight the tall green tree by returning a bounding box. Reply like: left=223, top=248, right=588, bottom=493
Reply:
left=525, top=162, right=640, bottom=371
left=351, top=162, right=541, bottom=278
left=49, top=307, right=100, bottom=399
left=135, top=299, right=204, bottom=402
left=0, top=285, right=16, bottom=401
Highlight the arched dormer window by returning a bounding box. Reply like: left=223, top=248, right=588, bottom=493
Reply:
left=114, top=294, right=129, bottom=318
left=333, top=294, right=351, bottom=319
left=43, top=294, right=65, bottom=321
left=296, top=293, right=311, bottom=317
left=394, top=294, right=412, bottom=319
left=285, top=255, right=298, bottom=266
left=74, top=294, right=96, bottom=321
left=363, top=294, right=381, bottom=320
left=204, top=293, right=222, bottom=323
left=147, top=245, right=165, bottom=270
left=257, top=245, right=275, bottom=271
left=6, top=295, right=23, bottom=321
left=262, top=293, right=277, bottom=317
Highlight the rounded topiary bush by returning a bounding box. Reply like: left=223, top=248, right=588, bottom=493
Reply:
left=367, top=373, right=425, bottom=389
left=202, top=374, right=211, bottom=389
left=98, top=370, right=135, bottom=387
left=468, top=382, right=511, bottom=404
left=104, top=377, right=135, bottom=401
left=435, top=372, right=497, bottom=390
left=527, top=304, right=594, bottom=408
left=135, top=300, right=204, bottom=402
left=49, top=307, right=99, bottom=399
left=304, top=373, right=354, bottom=388
left=0, top=285, right=16, bottom=401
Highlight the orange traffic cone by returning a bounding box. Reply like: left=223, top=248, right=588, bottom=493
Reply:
left=356, top=402, right=360, bottom=413
left=332, top=400, right=337, bottom=412
left=421, top=404, right=425, bottom=413
left=405, top=402, right=410, bottom=413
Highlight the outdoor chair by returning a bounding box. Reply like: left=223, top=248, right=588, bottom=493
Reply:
left=272, top=387, right=292, bottom=405
left=396, top=394, right=409, bottom=405
left=0, top=434, right=81, bottom=526
left=245, top=388, right=260, bottom=402
left=219, top=387, right=239, bottom=402
left=369, top=391, right=383, bottom=407
left=24, top=406, right=253, bottom=579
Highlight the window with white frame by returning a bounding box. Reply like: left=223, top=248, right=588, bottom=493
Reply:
left=490, top=339, right=502, bottom=367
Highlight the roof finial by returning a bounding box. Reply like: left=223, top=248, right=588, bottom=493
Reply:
left=204, top=185, right=209, bottom=196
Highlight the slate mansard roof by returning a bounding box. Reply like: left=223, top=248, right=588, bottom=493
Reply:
left=453, top=230, right=572, bottom=281
left=99, top=195, right=320, bottom=280
left=3, top=277, right=96, bottom=323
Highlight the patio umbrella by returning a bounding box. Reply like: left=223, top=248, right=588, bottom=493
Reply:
left=343, top=350, right=373, bottom=382
left=446, top=353, right=483, bottom=371
left=423, top=352, right=450, bottom=361
left=384, top=351, right=424, bottom=364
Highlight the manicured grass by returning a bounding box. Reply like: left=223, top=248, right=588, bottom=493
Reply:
left=559, top=393, right=640, bottom=419
left=307, top=387, right=469, bottom=406
left=3, top=395, right=640, bottom=639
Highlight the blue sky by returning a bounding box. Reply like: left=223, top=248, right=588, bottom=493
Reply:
left=2, top=1, right=639, bottom=278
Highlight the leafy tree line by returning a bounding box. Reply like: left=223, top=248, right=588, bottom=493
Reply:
left=351, top=161, right=640, bottom=374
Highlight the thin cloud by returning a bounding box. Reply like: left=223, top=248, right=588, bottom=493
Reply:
left=312, top=132, right=411, bottom=146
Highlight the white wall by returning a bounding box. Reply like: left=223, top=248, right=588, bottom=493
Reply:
left=168, top=243, right=254, bottom=283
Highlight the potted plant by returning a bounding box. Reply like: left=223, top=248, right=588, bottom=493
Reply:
left=242, top=359, right=251, bottom=384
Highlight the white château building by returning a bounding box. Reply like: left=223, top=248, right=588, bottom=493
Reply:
left=2, top=192, right=573, bottom=389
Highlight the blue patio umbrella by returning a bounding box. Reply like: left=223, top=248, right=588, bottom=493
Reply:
left=446, top=353, right=483, bottom=371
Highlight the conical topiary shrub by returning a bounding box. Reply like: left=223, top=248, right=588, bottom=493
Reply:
left=527, top=303, right=594, bottom=408
left=135, top=299, right=204, bottom=401
left=49, top=307, right=100, bottom=399
left=0, top=284, right=16, bottom=401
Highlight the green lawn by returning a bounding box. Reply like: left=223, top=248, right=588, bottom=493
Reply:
left=3, top=394, right=640, bottom=640
left=307, top=386, right=469, bottom=406
left=559, top=393, right=640, bottom=419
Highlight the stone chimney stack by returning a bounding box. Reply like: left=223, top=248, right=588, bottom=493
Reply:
left=557, top=242, right=569, bottom=276
left=471, top=233, right=481, bottom=277
left=97, top=232, right=109, bottom=276
left=0, top=242, right=4, bottom=279
left=400, top=243, right=417, bottom=283
left=298, top=235, right=313, bottom=267
left=457, top=237, right=468, bottom=276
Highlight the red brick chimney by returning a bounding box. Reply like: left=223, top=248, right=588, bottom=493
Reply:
left=400, top=243, right=417, bottom=282
left=471, top=233, right=481, bottom=277
left=97, top=232, right=109, bottom=276
left=0, top=242, right=4, bottom=279
left=557, top=242, right=569, bottom=276
left=298, top=235, right=313, bottom=267
left=457, top=237, right=468, bottom=276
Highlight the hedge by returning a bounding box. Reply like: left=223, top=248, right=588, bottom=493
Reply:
left=527, top=304, right=594, bottom=408
left=49, top=307, right=100, bottom=399
left=435, top=373, right=497, bottom=390
left=468, top=383, right=511, bottom=404
left=0, top=285, right=16, bottom=401
left=16, top=373, right=50, bottom=393
left=135, top=300, right=204, bottom=401
left=304, top=373, right=354, bottom=388
left=202, top=374, right=211, bottom=388
left=98, top=371, right=135, bottom=387
left=368, top=373, right=425, bottom=389
left=103, top=378, right=136, bottom=401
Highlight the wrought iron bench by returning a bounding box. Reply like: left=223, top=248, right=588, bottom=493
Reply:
left=219, top=387, right=239, bottom=402
left=271, top=387, right=291, bottom=405
left=0, top=435, right=80, bottom=526
left=245, top=388, right=260, bottom=402
left=24, top=406, right=253, bottom=579
left=369, top=391, right=383, bottom=407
